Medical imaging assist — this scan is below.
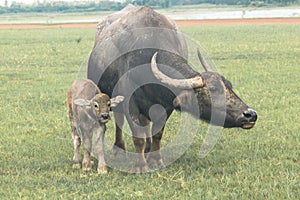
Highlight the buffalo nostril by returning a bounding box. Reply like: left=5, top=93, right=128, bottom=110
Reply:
left=243, top=109, right=257, bottom=120
left=243, top=112, right=252, bottom=118
left=101, top=114, right=109, bottom=120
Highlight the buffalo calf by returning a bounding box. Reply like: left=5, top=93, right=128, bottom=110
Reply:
left=67, top=79, right=124, bottom=174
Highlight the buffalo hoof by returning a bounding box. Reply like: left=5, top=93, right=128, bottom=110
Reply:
left=148, top=158, right=165, bottom=170
left=133, top=165, right=149, bottom=174
left=147, top=151, right=165, bottom=170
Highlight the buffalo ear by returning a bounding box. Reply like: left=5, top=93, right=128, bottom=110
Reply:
left=74, top=99, right=91, bottom=107
left=173, top=96, right=182, bottom=109
left=110, top=96, right=125, bottom=107
left=173, top=91, right=194, bottom=110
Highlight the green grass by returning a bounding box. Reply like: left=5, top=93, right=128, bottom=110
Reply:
left=0, top=24, right=299, bottom=199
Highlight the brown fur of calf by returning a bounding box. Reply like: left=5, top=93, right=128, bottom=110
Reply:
left=67, top=79, right=124, bottom=174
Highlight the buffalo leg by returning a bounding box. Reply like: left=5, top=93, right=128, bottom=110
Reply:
left=130, top=116, right=151, bottom=173
left=113, top=112, right=126, bottom=155
left=126, top=102, right=150, bottom=173
left=141, top=114, right=152, bottom=154
left=148, top=124, right=165, bottom=169
left=132, top=135, right=148, bottom=173
left=144, top=136, right=152, bottom=154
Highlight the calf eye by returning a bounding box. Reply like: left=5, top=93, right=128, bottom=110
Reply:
left=107, top=101, right=111, bottom=107
left=94, top=102, right=99, bottom=109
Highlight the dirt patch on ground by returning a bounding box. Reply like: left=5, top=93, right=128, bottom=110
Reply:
left=0, top=23, right=96, bottom=29
left=0, top=18, right=299, bottom=29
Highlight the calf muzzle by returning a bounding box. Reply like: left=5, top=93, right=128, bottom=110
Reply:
left=101, top=113, right=110, bottom=120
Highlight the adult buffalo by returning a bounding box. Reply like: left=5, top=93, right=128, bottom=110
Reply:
left=88, top=5, right=257, bottom=173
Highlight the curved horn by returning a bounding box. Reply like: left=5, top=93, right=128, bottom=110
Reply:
left=151, top=52, right=204, bottom=89
left=197, top=48, right=212, bottom=72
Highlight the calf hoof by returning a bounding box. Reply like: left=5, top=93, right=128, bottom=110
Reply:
left=82, top=159, right=92, bottom=172
left=97, top=166, right=108, bottom=174
left=72, top=163, right=81, bottom=169
left=90, top=157, right=95, bottom=165
left=82, top=164, right=92, bottom=172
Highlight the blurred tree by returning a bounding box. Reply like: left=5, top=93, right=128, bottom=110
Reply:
left=1, top=0, right=299, bottom=14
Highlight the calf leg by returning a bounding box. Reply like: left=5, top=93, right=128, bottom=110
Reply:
left=71, top=125, right=81, bottom=169
left=95, top=126, right=107, bottom=174
left=82, top=134, right=92, bottom=172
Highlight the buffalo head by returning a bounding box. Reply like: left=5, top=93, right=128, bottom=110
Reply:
left=151, top=49, right=257, bottom=129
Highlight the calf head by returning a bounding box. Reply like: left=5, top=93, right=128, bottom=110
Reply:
left=74, top=94, right=124, bottom=123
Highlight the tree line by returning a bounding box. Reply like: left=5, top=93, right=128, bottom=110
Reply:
left=0, top=0, right=299, bottom=14
left=135, top=0, right=299, bottom=7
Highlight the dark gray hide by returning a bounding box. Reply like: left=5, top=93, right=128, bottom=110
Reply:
left=88, top=5, right=257, bottom=173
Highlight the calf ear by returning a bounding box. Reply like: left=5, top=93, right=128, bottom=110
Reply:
left=110, top=96, right=125, bottom=107
left=74, top=99, right=91, bottom=107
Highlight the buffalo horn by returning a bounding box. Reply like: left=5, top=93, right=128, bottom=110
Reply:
left=151, top=52, right=204, bottom=89
left=197, top=48, right=212, bottom=72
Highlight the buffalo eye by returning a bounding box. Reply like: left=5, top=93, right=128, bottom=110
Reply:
left=209, top=86, right=217, bottom=92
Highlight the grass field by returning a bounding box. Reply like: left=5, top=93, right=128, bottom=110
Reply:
left=0, top=23, right=299, bottom=199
